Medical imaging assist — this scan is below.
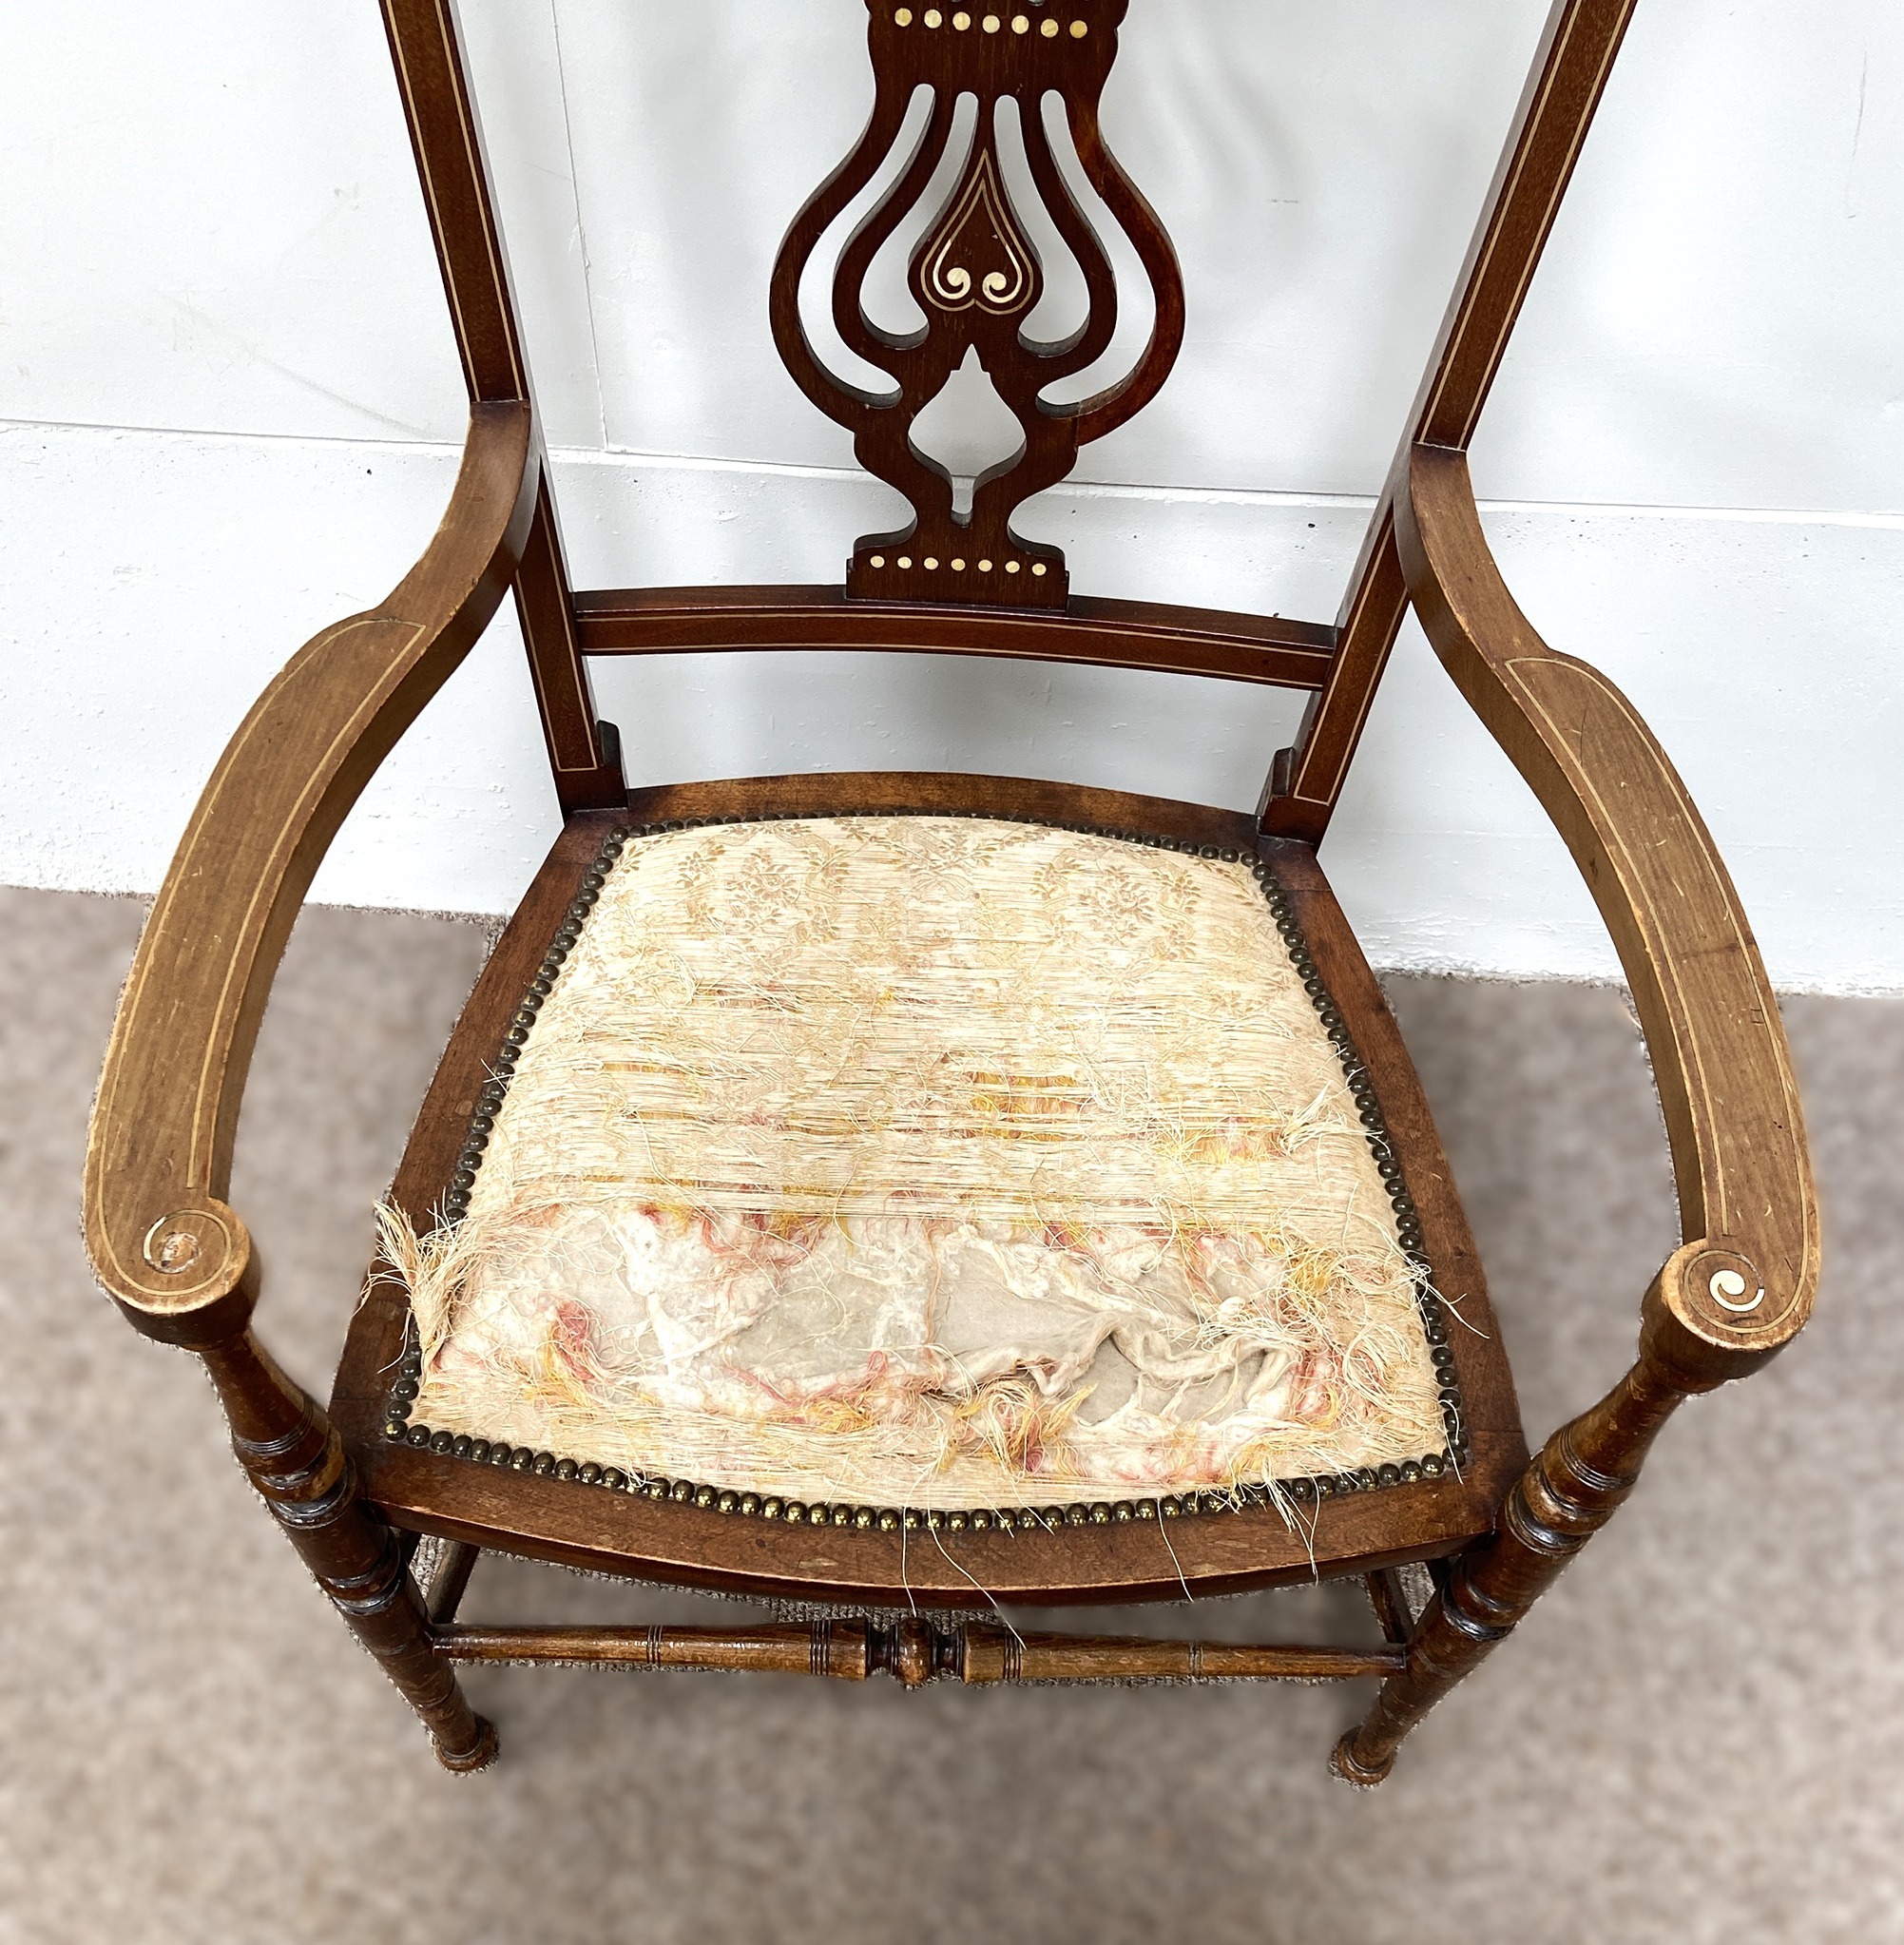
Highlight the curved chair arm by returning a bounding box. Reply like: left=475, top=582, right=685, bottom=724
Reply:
left=84, top=401, right=539, bottom=1348
left=1396, top=442, right=1818, bottom=1386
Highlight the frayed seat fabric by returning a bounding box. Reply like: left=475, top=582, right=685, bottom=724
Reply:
left=389, top=815, right=1444, bottom=1511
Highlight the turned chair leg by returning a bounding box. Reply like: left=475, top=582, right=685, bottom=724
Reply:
left=1333, top=1284, right=1746, bottom=1786
left=201, top=1330, right=497, bottom=1771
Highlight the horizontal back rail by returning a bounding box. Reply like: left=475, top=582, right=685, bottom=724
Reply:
left=572, top=586, right=1337, bottom=689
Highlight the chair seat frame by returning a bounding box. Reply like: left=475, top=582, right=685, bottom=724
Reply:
left=84, top=0, right=1817, bottom=1782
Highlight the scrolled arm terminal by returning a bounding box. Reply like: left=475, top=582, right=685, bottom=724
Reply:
left=1395, top=441, right=1819, bottom=1374
left=84, top=402, right=539, bottom=1348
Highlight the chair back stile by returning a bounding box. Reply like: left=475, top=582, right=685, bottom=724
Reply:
left=381, top=0, right=1638, bottom=838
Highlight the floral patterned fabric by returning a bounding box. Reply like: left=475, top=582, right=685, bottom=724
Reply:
left=395, top=817, right=1443, bottom=1508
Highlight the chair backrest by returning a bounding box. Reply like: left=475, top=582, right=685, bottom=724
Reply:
left=378, top=0, right=1638, bottom=838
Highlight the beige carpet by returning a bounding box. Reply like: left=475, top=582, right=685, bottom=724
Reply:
left=3, top=882, right=1896, bottom=1944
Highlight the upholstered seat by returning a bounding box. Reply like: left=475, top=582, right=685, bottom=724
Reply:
left=84, top=0, right=1817, bottom=1780
left=390, top=814, right=1447, bottom=1514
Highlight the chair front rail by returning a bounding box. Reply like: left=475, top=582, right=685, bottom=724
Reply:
left=430, top=1620, right=1404, bottom=1685
left=571, top=586, right=1337, bottom=690
left=83, top=401, right=539, bottom=1345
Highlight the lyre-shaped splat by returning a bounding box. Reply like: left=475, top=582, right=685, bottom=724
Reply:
left=771, top=0, right=1183, bottom=607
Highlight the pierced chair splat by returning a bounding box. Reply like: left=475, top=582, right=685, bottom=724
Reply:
left=84, top=0, right=1817, bottom=1782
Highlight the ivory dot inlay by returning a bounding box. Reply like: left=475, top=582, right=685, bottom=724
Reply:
left=978, top=558, right=994, bottom=571
left=1041, top=17, right=1059, bottom=35
left=1070, top=18, right=1088, bottom=35
left=924, top=556, right=940, bottom=569
left=1011, top=12, right=1029, bottom=30
left=870, top=555, right=885, bottom=568
left=952, top=10, right=971, bottom=28
left=952, top=557, right=967, bottom=569
left=983, top=12, right=1001, bottom=29
left=898, top=555, right=914, bottom=568
left=1031, top=562, right=1048, bottom=576
left=924, top=8, right=943, bottom=24
left=1006, top=561, right=1022, bottom=573
left=894, top=6, right=913, bottom=21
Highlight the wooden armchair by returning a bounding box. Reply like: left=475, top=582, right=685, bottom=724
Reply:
left=84, top=0, right=1817, bottom=1783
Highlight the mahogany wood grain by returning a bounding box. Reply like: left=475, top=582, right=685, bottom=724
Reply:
left=203, top=1329, right=496, bottom=1769
left=436, top=1622, right=873, bottom=1679
left=332, top=774, right=1521, bottom=1609
left=1364, top=1568, right=1414, bottom=1647
left=1264, top=0, right=1641, bottom=840
left=958, top=1627, right=1401, bottom=1685
left=377, top=0, right=622, bottom=809
left=424, top=1539, right=482, bottom=1627
left=1336, top=1276, right=1746, bottom=1784
left=431, top=1619, right=1399, bottom=1684
left=1326, top=445, right=1822, bottom=1783
left=1396, top=444, right=1818, bottom=1365
left=85, top=403, right=538, bottom=1344
left=572, top=585, right=1336, bottom=689
left=769, top=0, right=1182, bottom=604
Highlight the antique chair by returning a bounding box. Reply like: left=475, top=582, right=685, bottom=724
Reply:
left=84, top=0, right=1818, bottom=1782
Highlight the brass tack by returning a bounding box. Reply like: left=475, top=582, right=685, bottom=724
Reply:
left=878, top=1510, right=899, bottom=1531
left=782, top=1499, right=806, bottom=1522
left=854, top=1506, right=875, bottom=1529
left=947, top=1511, right=968, bottom=1531
left=554, top=1456, right=578, bottom=1480
left=1112, top=1501, right=1134, bottom=1523
left=970, top=1510, right=990, bottom=1531
left=718, top=1490, right=739, bottom=1513
left=760, top=1495, right=781, bottom=1518
left=740, top=1492, right=760, bottom=1516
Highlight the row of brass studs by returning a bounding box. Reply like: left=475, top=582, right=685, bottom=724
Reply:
left=384, top=1411, right=1452, bottom=1525
left=894, top=10, right=1089, bottom=38
left=866, top=553, right=1049, bottom=579
left=1247, top=853, right=1470, bottom=1464
left=390, top=814, right=1464, bottom=1493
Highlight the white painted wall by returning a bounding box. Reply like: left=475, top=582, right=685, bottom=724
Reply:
left=2, top=1, right=1899, bottom=990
